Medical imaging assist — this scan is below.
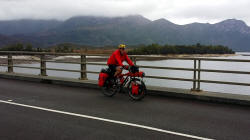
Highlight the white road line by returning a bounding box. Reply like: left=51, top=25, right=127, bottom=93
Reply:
left=0, top=100, right=213, bottom=140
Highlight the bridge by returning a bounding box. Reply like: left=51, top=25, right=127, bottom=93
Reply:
left=0, top=51, right=250, bottom=139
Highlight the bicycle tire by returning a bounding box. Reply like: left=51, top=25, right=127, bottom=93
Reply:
left=101, top=78, right=118, bottom=97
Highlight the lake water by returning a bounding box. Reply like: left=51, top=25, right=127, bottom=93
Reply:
left=1, top=52, right=250, bottom=95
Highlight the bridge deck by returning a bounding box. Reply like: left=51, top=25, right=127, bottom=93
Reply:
left=1, top=72, right=250, bottom=106
left=0, top=78, right=250, bottom=140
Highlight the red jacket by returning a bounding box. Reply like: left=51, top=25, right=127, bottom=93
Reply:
left=107, top=49, right=134, bottom=66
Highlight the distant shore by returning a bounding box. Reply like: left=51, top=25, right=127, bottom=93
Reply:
left=133, top=53, right=237, bottom=58
left=128, top=53, right=238, bottom=61
left=0, top=53, right=238, bottom=65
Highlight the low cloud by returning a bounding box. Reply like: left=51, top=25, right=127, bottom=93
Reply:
left=0, top=0, right=250, bottom=25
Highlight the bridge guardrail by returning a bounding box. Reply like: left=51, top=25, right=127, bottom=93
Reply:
left=1, top=51, right=250, bottom=91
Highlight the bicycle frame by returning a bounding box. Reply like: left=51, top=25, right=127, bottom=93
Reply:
left=118, top=70, right=144, bottom=88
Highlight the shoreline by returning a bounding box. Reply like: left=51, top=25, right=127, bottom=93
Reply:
left=132, top=53, right=237, bottom=58
left=0, top=53, right=239, bottom=64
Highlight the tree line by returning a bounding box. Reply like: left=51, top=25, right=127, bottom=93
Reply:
left=0, top=43, right=114, bottom=53
left=0, top=43, right=45, bottom=52
left=127, top=43, right=235, bottom=55
left=0, top=43, right=75, bottom=52
left=1, top=43, right=235, bottom=54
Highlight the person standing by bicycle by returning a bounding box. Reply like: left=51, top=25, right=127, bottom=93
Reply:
left=107, top=44, right=134, bottom=78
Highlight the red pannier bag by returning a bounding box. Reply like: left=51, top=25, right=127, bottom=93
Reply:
left=98, top=72, right=109, bottom=87
left=132, top=83, right=139, bottom=95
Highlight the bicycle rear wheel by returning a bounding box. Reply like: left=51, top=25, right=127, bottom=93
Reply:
left=127, top=78, right=146, bottom=101
left=101, top=78, right=119, bottom=97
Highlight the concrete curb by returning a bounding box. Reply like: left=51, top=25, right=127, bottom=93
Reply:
left=1, top=72, right=250, bottom=106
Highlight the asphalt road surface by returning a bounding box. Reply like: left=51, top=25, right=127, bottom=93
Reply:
left=0, top=78, right=250, bottom=140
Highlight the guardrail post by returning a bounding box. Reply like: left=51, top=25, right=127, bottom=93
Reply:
left=191, top=59, right=197, bottom=91
left=80, top=54, right=87, bottom=80
left=40, top=54, right=47, bottom=76
left=8, top=54, right=13, bottom=73
left=132, top=56, right=137, bottom=65
left=197, top=60, right=201, bottom=91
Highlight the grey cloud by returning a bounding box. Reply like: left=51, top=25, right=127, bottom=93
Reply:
left=166, top=0, right=250, bottom=25
left=0, top=0, right=157, bottom=20
left=0, top=0, right=250, bottom=25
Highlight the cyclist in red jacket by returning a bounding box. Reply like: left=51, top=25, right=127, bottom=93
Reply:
left=107, top=44, right=134, bottom=77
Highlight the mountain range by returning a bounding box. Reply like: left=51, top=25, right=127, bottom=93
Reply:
left=0, top=15, right=250, bottom=51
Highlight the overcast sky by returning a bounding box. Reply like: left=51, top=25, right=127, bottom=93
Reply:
left=1, top=0, right=250, bottom=25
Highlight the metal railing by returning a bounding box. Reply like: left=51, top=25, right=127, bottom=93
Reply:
left=1, top=51, right=250, bottom=91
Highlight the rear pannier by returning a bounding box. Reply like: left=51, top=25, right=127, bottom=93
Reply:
left=98, top=68, right=110, bottom=87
